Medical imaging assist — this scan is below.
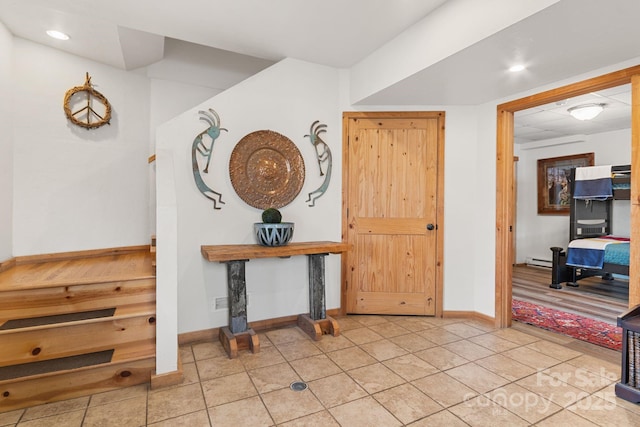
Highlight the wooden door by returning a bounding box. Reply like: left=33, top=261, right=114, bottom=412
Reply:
left=343, top=112, right=444, bottom=315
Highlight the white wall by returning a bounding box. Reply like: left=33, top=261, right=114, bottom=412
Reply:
left=515, top=129, right=631, bottom=264
left=0, top=22, right=13, bottom=261
left=156, top=58, right=342, bottom=336
left=11, top=39, right=151, bottom=255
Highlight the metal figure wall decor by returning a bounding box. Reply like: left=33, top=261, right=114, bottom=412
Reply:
left=304, top=121, right=332, bottom=207
left=192, top=108, right=227, bottom=210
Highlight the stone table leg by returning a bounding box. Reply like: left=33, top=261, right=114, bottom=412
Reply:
left=297, top=253, right=340, bottom=340
left=218, top=259, right=259, bottom=358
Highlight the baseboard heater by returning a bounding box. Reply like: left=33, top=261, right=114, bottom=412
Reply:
left=526, top=257, right=553, bottom=268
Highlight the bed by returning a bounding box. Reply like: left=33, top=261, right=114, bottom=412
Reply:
left=549, top=165, right=630, bottom=289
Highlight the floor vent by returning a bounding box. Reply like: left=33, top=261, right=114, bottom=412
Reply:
left=290, top=381, right=308, bottom=391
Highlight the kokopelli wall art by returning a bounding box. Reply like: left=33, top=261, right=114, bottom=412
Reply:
left=191, top=108, right=227, bottom=210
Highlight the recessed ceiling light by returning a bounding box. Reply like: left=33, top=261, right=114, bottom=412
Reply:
left=508, top=64, right=526, bottom=72
left=46, top=30, right=70, bottom=40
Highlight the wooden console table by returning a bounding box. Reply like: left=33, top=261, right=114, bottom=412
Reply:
left=201, top=241, right=349, bottom=358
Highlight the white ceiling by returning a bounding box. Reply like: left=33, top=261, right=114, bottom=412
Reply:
left=0, top=0, right=639, bottom=142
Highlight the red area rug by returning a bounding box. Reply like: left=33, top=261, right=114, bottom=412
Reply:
left=512, top=299, right=622, bottom=351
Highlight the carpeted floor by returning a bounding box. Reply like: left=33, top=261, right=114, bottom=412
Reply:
left=512, top=298, right=622, bottom=351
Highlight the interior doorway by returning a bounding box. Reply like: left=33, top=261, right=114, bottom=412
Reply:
left=495, top=65, right=640, bottom=328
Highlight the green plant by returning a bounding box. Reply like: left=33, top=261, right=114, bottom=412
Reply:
left=261, top=208, right=282, bottom=224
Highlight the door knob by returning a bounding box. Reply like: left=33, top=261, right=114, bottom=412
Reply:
left=426, top=223, right=435, bottom=231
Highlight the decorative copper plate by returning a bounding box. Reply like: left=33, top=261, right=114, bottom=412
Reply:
left=229, top=130, right=305, bottom=209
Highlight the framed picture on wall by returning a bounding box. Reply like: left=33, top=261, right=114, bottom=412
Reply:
left=537, top=152, right=594, bottom=215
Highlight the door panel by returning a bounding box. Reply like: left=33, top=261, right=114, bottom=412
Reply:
left=344, top=113, right=442, bottom=315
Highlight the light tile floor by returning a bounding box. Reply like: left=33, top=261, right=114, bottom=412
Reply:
left=1, top=315, right=638, bottom=426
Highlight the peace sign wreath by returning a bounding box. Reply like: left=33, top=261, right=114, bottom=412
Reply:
left=63, top=72, right=112, bottom=129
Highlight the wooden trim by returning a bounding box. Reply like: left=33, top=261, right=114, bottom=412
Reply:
left=496, top=63, right=640, bottom=326
left=0, top=258, right=16, bottom=273
left=148, top=154, right=156, bottom=164
left=442, top=310, right=495, bottom=325
left=14, top=245, right=151, bottom=266
left=150, top=352, right=183, bottom=390
left=177, top=309, right=341, bottom=345
left=341, top=111, right=445, bottom=317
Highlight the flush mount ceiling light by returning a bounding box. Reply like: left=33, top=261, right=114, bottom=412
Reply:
left=567, top=103, right=605, bottom=121
left=46, top=30, right=70, bottom=40
left=508, top=64, right=526, bottom=72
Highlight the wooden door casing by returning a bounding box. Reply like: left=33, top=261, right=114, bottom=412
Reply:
left=342, top=112, right=445, bottom=316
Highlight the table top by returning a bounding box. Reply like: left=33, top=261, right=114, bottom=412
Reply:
left=201, top=241, right=349, bottom=262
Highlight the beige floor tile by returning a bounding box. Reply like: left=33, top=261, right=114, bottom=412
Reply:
left=443, top=340, right=495, bottom=361
left=89, top=384, right=148, bottom=406
left=333, top=316, right=365, bottom=331
left=348, top=363, right=406, bottom=394
left=407, top=409, right=469, bottom=426
left=248, top=362, right=301, bottom=393
left=308, top=372, right=368, bottom=407
left=534, top=409, right=600, bottom=426
left=566, top=354, right=621, bottom=379
left=196, top=354, right=245, bottom=380
left=278, top=410, right=340, bottom=426
left=240, top=345, right=286, bottom=370
left=412, top=372, right=478, bottom=408
left=373, top=383, right=442, bottom=424
left=289, top=354, right=342, bottom=381
left=391, top=318, right=435, bottom=332
left=16, top=409, right=84, bottom=427
left=442, top=323, right=486, bottom=338
left=348, top=315, right=389, bottom=326
left=446, top=362, right=510, bottom=394
left=596, top=383, right=640, bottom=415
left=21, top=396, right=89, bottom=420
left=148, top=409, right=211, bottom=426
left=474, top=354, right=537, bottom=382
left=417, top=328, right=463, bottom=345
left=491, top=327, right=541, bottom=345
left=468, top=333, right=521, bottom=352
left=201, top=372, right=257, bottom=407
left=179, top=344, right=195, bottom=363
left=568, top=395, right=640, bottom=426
left=370, top=321, right=410, bottom=338
left=487, top=383, right=562, bottom=423
left=260, top=387, right=324, bottom=424
left=414, top=346, right=469, bottom=370
left=275, top=339, right=322, bottom=361
left=525, top=339, right=583, bottom=361
left=359, top=339, right=407, bottom=361
left=517, top=372, right=585, bottom=407
left=191, top=341, right=226, bottom=360
left=312, top=334, right=354, bottom=353
left=342, top=327, right=384, bottom=345
left=389, top=333, right=438, bottom=352
left=463, top=320, right=498, bottom=333
left=543, top=361, right=617, bottom=393
left=383, top=354, right=439, bottom=381
left=0, top=409, right=24, bottom=426
left=147, top=383, right=205, bottom=424
left=84, top=395, right=147, bottom=427
left=265, top=327, right=308, bottom=345
left=208, top=395, right=273, bottom=427
left=448, top=395, right=529, bottom=426
left=502, top=346, right=561, bottom=370
left=326, top=346, right=377, bottom=370
left=329, top=396, right=401, bottom=427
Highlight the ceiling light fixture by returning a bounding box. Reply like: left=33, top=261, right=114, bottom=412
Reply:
left=46, top=30, right=70, bottom=40
left=567, top=103, right=605, bottom=121
left=508, top=64, right=526, bottom=72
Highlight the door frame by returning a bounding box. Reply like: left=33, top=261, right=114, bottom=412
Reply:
left=495, top=64, right=640, bottom=327
left=341, top=111, right=446, bottom=317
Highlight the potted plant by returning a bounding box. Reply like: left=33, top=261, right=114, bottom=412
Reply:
left=254, top=208, right=294, bottom=246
